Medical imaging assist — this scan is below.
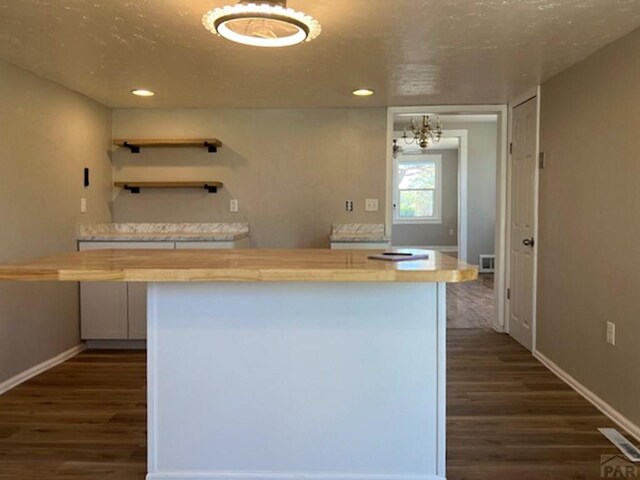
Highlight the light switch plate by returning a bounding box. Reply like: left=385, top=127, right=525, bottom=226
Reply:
left=365, top=198, right=379, bottom=212
left=230, top=199, right=238, bottom=213
left=606, top=321, right=616, bottom=345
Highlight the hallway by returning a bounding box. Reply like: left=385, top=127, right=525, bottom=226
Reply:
left=448, top=273, right=495, bottom=329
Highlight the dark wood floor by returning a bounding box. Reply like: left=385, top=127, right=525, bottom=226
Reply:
left=0, top=352, right=147, bottom=479
left=447, top=329, right=628, bottom=480
left=0, top=330, right=630, bottom=479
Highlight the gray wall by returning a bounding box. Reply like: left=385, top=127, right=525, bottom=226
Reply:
left=0, top=60, right=112, bottom=384
left=112, top=108, right=387, bottom=248
left=392, top=149, right=458, bottom=247
left=538, top=28, right=640, bottom=428
left=443, top=121, right=498, bottom=264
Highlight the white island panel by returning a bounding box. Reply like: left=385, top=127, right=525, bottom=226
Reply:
left=147, top=282, right=446, bottom=480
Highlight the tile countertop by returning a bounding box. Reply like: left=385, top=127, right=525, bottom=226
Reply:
left=330, top=224, right=390, bottom=243
left=77, top=223, right=249, bottom=242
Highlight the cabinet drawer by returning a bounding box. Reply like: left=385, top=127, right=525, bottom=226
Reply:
left=175, top=241, right=234, bottom=249
left=175, top=238, right=249, bottom=249
left=79, top=241, right=176, bottom=250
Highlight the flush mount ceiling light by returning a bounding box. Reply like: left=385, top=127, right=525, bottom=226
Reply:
left=202, top=1, right=321, bottom=48
left=131, top=89, right=155, bottom=97
left=352, top=88, right=374, bottom=97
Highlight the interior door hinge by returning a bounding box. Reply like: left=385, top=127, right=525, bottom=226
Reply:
left=539, top=152, right=546, bottom=169
left=507, top=288, right=511, bottom=300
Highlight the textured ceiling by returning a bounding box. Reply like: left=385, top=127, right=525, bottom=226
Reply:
left=1, top=0, right=640, bottom=108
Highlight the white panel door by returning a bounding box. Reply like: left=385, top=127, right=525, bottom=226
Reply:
left=508, top=98, right=538, bottom=350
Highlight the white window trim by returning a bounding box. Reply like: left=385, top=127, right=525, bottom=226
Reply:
left=393, top=154, right=442, bottom=225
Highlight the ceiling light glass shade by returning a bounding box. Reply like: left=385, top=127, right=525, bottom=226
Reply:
left=352, top=88, right=374, bottom=97
left=202, top=1, right=321, bottom=48
left=131, top=89, right=155, bottom=97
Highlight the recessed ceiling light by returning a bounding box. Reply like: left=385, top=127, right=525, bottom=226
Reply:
left=202, top=0, right=321, bottom=48
left=131, top=89, right=155, bottom=97
left=352, top=89, right=374, bottom=97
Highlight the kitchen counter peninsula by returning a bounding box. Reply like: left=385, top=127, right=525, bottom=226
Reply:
left=0, top=248, right=477, bottom=480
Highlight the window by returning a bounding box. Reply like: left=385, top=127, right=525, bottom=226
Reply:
left=393, top=154, right=442, bottom=224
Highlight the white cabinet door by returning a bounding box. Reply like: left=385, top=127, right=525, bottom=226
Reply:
left=78, top=241, right=175, bottom=340
left=78, top=242, right=131, bottom=340
left=127, top=242, right=175, bottom=340
left=80, top=281, right=128, bottom=339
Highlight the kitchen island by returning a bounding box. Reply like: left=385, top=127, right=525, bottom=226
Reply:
left=0, top=249, right=476, bottom=480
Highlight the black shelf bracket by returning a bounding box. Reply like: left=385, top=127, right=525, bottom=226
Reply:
left=123, top=142, right=141, bottom=154
left=203, top=141, right=218, bottom=153
left=123, top=185, right=141, bottom=194
left=203, top=184, right=218, bottom=193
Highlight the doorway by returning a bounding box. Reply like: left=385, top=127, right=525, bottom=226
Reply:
left=386, top=106, right=509, bottom=331
left=390, top=129, right=467, bottom=259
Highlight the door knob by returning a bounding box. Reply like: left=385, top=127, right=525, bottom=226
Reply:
left=523, top=238, right=535, bottom=247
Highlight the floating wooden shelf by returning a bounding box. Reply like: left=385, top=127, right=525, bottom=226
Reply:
left=113, top=138, right=223, bottom=154
left=114, top=181, right=223, bottom=194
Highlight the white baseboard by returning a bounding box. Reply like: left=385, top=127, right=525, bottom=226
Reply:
left=0, top=343, right=86, bottom=396
left=534, top=349, right=640, bottom=442
left=491, top=323, right=505, bottom=334
left=147, top=473, right=444, bottom=480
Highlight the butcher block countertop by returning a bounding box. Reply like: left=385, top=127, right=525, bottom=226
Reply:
left=0, top=249, right=477, bottom=283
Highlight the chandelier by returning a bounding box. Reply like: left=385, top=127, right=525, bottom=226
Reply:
left=401, top=115, right=443, bottom=150
left=202, top=1, right=322, bottom=48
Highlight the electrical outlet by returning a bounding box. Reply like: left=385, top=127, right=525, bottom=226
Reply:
left=606, top=321, right=616, bottom=346
left=80, top=198, right=87, bottom=214
left=365, top=198, right=379, bottom=212
left=345, top=200, right=354, bottom=212
left=230, top=199, right=238, bottom=213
